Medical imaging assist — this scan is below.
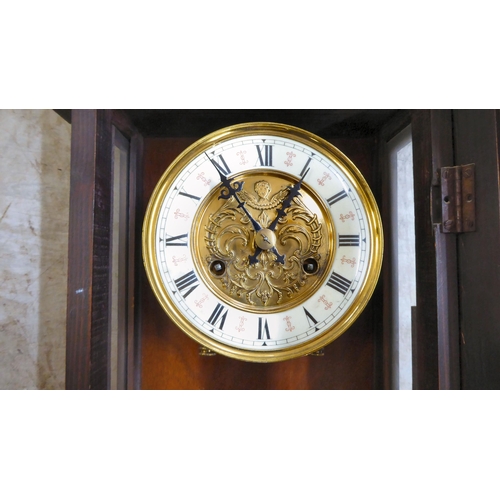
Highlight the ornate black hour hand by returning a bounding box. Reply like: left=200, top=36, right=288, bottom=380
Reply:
left=207, top=153, right=262, bottom=232
left=207, top=153, right=244, bottom=200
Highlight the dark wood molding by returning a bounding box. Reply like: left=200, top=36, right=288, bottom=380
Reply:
left=431, top=110, right=460, bottom=390
left=410, top=109, right=459, bottom=389
left=127, top=131, right=144, bottom=390
left=66, top=109, right=113, bottom=389
left=65, top=109, right=143, bottom=389
left=411, top=110, right=439, bottom=389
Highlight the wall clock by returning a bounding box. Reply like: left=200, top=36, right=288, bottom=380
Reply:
left=142, top=122, right=383, bottom=362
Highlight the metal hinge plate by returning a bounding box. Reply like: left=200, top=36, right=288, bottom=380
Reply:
left=432, top=164, right=476, bottom=233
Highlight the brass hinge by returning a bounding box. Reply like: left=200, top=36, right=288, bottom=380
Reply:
left=431, top=164, right=476, bottom=233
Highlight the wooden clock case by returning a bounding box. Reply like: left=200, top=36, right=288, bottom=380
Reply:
left=62, top=109, right=500, bottom=390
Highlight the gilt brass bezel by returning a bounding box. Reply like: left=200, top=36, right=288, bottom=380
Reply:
left=142, top=122, right=383, bottom=363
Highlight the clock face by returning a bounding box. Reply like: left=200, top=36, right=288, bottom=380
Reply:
left=142, top=122, right=383, bottom=362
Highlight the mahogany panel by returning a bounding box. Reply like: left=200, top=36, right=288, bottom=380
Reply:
left=66, top=110, right=113, bottom=390
left=65, top=110, right=96, bottom=390
left=453, top=110, right=500, bottom=389
left=139, top=136, right=381, bottom=390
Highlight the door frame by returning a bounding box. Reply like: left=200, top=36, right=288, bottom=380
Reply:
left=410, top=109, right=460, bottom=389
left=65, top=109, right=143, bottom=390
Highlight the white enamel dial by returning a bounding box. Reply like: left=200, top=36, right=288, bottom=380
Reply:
left=143, top=123, right=383, bottom=362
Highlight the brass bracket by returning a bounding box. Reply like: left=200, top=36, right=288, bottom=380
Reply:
left=199, top=345, right=217, bottom=356
left=431, top=164, right=476, bottom=233
left=308, top=348, right=325, bottom=357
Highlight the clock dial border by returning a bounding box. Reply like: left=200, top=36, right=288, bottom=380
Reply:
left=142, top=122, right=383, bottom=362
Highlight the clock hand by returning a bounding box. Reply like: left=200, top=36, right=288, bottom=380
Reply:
left=248, top=168, right=310, bottom=265
left=248, top=247, right=263, bottom=266
left=207, top=153, right=244, bottom=200
left=269, top=167, right=309, bottom=231
left=207, top=154, right=286, bottom=265
left=206, top=153, right=263, bottom=233
left=207, top=154, right=306, bottom=266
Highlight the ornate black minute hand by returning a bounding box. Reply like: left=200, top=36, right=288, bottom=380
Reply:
left=269, top=167, right=309, bottom=231
left=248, top=167, right=310, bottom=266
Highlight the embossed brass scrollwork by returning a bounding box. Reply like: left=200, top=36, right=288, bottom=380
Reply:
left=192, top=170, right=335, bottom=314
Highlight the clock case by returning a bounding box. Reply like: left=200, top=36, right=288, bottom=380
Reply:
left=63, top=109, right=496, bottom=389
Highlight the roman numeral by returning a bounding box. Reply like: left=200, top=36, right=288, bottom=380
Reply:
left=209, top=154, right=231, bottom=175
left=303, top=307, right=319, bottom=331
left=256, top=144, right=273, bottom=166
left=178, top=190, right=201, bottom=202
left=174, top=270, right=199, bottom=298
left=164, top=234, right=188, bottom=246
left=300, top=156, right=313, bottom=177
left=326, top=271, right=351, bottom=295
left=338, top=234, right=360, bottom=246
left=257, top=317, right=271, bottom=342
left=207, top=303, right=228, bottom=331
left=327, top=190, right=348, bottom=206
